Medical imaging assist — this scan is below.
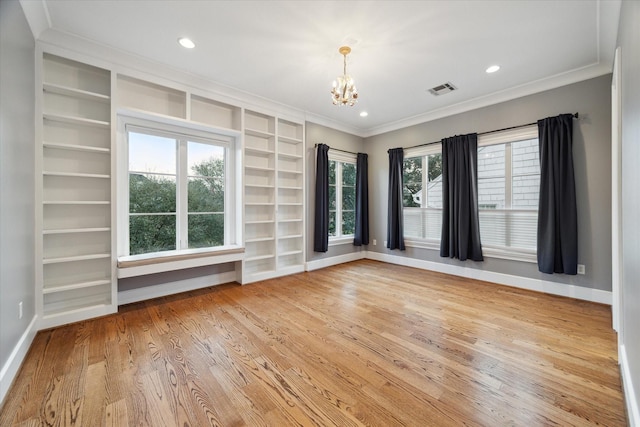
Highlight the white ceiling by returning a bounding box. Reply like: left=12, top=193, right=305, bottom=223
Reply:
left=22, top=0, right=620, bottom=136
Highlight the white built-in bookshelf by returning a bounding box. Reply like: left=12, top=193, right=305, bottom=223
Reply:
left=39, top=53, right=116, bottom=327
left=243, top=112, right=305, bottom=283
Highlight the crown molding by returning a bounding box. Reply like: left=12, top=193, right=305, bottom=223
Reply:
left=19, top=0, right=50, bottom=39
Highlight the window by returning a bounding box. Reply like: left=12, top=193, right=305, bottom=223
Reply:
left=402, top=146, right=442, bottom=243
left=477, top=126, right=539, bottom=259
left=328, top=152, right=356, bottom=241
left=118, top=114, right=237, bottom=258
left=401, top=126, right=540, bottom=261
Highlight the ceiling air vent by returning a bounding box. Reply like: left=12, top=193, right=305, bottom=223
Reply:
left=428, top=82, right=457, bottom=96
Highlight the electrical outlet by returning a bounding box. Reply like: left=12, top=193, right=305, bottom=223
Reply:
left=577, top=264, right=586, bottom=275
left=19, top=301, right=23, bottom=319
left=372, top=239, right=377, bottom=246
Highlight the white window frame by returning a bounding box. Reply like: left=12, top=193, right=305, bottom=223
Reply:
left=477, top=125, right=539, bottom=262
left=403, top=144, right=442, bottom=250
left=117, top=111, right=240, bottom=262
left=328, top=150, right=357, bottom=246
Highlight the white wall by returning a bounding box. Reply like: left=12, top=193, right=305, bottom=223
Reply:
left=617, top=0, right=640, bottom=423
left=0, top=0, right=37, bottom=403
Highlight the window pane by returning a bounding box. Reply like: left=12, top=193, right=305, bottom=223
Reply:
left=478, top=144, right=506, bottom=210
left=403, top=157, right=422, bottom=207
left=511, top=139, right=539, bottom=176
left=512, top=175, right=540, bottom=209
left=478, top=177, right=505, bottom=209
left=342, top=185, right=355, bottom=211
left=478, top=211, right=506, bottom=247
left=403, top=208, right=441, bottom=240
left=328, top=160, right=336, bottom=185
left=129, top=132, right=176, bottom=174
left=512, top=138, right=540, bottom=210
left=188, top=213, right=224, bottom=248
left=426, top=154, right=443, bottom=208
left=329, top=184, right=336, bottom=210
left=129, top=214, right=176, bottom=255
left=329, top=211, right=336, bottom=236
left=479, top=210, right=537, bottom=250
left=342, top=211, right=355, bottom=235
left=188, top=177, right=224, bottom=213
left=478, top=145, right=505, bottom=178
left=427, top=153, right=443, bottom=182
left=342, top=163, right=356, bottom=186
left=129, top=173, right=176, bottom=213
left=188, top=142, right=224, bottom=177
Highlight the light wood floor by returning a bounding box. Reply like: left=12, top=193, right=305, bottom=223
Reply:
left=0, top=260, right=627, bottom=426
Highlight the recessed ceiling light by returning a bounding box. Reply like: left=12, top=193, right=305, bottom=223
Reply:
left=486, top=65, right=500, bottom=73
left=178, top=37, right=195, bottom=49
left=360, top=111, right=368, bottom=117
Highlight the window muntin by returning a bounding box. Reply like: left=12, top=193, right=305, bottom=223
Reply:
left=119, top=114, right=236, bottom=259
left=328, top=155, right=357, bottom=240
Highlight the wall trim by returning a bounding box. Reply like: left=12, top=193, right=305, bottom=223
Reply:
left=620, top=344, right=639, bottom=427
left=305, top=251, right=367, bottom=272
left=0, top=314, right=38, bottom=406
left=366, top=252, right=612, bottom=305
left=118, top=271, right=237, bottom=305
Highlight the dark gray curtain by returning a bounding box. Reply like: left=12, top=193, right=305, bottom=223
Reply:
left=354, top=153, right=369, bottom=246
left=313, top=144, right=329, bottom=252
left=440, top=133, right=483, bottom=261
left=387, top=148, right=405, bottom=250
left=537, top=114, right=577, bottom=274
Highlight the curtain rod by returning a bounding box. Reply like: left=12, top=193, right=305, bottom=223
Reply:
left=314, top=143, right=357, bottom=155
left=405, top=112, right=579, bottom=150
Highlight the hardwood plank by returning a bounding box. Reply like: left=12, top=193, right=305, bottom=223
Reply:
left=104, top=399, right=127, bottom=427
left=0, top=260, right=627, bottom=426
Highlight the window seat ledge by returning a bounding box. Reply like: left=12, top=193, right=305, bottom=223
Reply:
left=117, top=246, right=245, bottom=278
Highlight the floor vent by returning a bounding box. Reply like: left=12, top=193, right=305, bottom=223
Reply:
left=428, top=82, right=457, bottom=96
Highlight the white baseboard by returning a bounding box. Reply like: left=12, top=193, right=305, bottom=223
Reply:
left=620, top=344, right=639, bottom=427
left=305, top=251, right=367, bottom=272
left=0, top=314, right=38, bottom=406
left=366, top=251, right=612, bottom=305
left=118, top=271, right=237, bottom=305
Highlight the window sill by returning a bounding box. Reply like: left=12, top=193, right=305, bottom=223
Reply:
left=117, top=246, right=244, bottom=278
left=328, top=236, right=354, bottom=247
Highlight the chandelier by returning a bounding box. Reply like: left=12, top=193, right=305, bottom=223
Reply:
left=331, top=46, right=358, bottom=106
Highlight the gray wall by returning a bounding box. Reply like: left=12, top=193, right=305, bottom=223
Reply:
left=617, top=0, right=640, bottom=416
left=305, top=122, right=365, bottom=263
left=0, top=0, right=36, bottom=382
left=365, top=75, right=612, bottom=291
